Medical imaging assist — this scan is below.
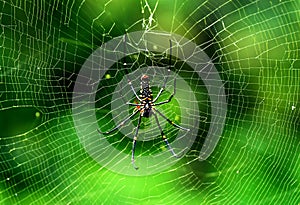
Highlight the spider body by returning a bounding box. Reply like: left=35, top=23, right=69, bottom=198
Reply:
left=98, top=39, right=190, bottom=170
left=139, top=75, right=153, bottom=118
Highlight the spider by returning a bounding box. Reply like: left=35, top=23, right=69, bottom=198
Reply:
left=98, top=39, right=190, bottom=170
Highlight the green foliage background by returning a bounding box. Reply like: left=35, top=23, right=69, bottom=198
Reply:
left=0, top=0, right=299, bottom=204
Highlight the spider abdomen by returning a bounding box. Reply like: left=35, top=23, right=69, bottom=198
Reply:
left=142, top=102, right=152, bottom=118
left=139, top=84, right=153, bottom=118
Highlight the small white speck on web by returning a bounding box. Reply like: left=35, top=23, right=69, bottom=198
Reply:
left=236, top=170, right=240, bottom=174
left=292, top=105, right=296, bottom=110
left=6, top=178, right=9, bottom=181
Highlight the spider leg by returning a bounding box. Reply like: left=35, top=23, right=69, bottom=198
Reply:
left=153, top=69, right=176, bottom=106
left=154, top=109, right=190, bottom=131
left=153, top=68, right=171, bottom=102
left=119, top=86, right=143, bottom=106
left=126, top=77, right=142, bottom=102
left=126, top=102, right=143, bottom=106
left=153, top=40, right=173, bottom=102
left=152, top=111, right=183, bottom=158
left=132, top=114, right=142, bottom=170
left=97, top=109, right=140, bottom=135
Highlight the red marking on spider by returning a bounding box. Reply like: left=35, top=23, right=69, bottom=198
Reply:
left=141, top=74, right=149, bottom=81
left=134, top=99, right=141, bottom=110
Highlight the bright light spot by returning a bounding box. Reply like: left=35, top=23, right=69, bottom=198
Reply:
left=160, top=145, right=166, bottom=151
left=105, top=74, right=111, bottom=79
left=35, top=112, right=40, bottom=118
left=175, top=115, right=180, bottom=121
left=292, top=105, right=296, bottom=110
left=236, top=170, right=240, bottom=174
left=153, top=45, right=158, bottom=50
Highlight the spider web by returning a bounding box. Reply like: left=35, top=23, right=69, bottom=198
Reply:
left=1, top=0, right=300, bottom=204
